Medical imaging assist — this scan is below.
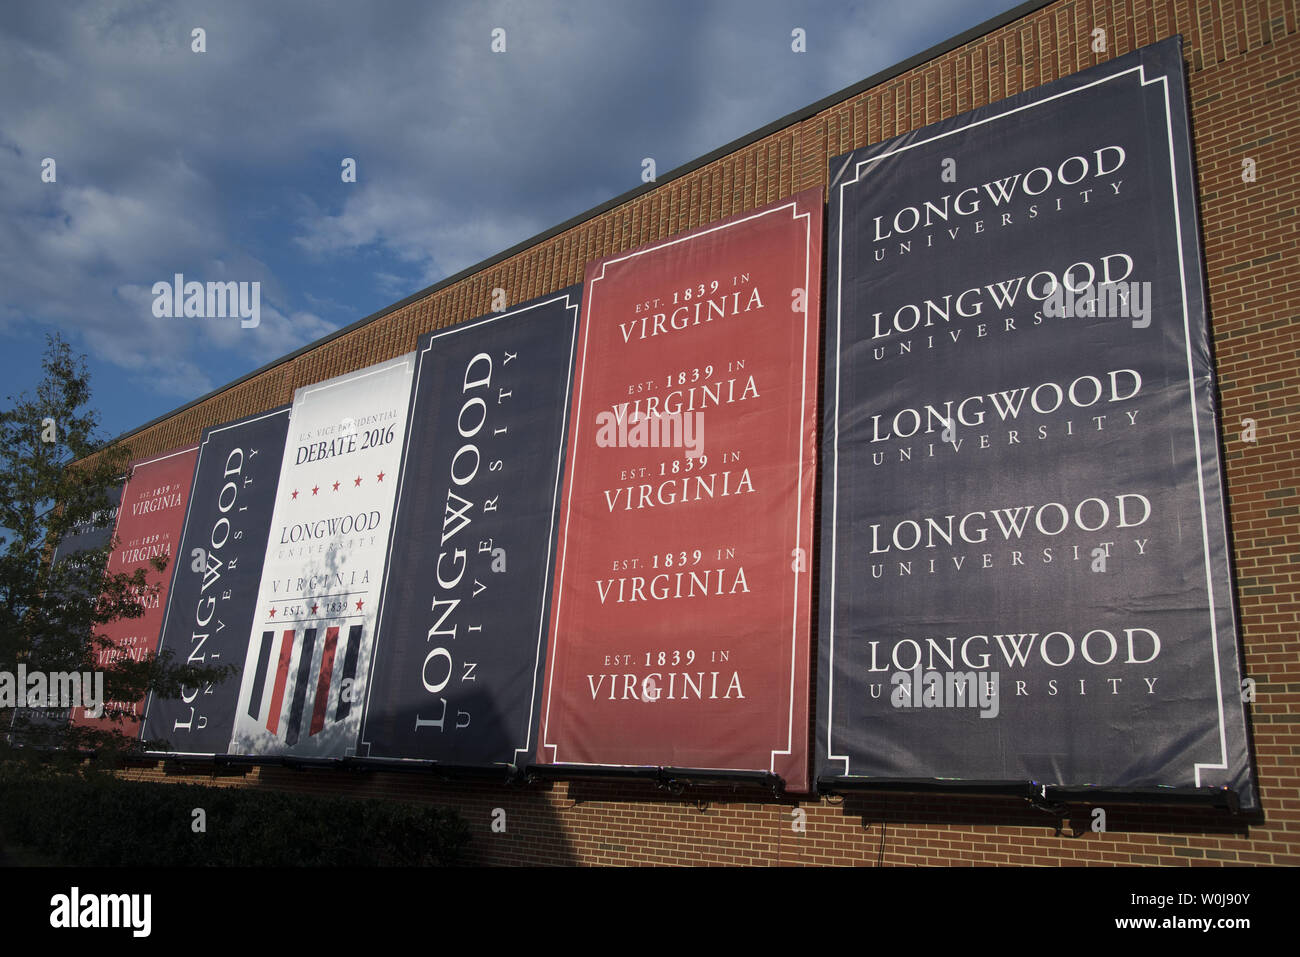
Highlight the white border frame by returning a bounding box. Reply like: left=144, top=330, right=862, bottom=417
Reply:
left=823, top=56, right=1238, bottom=788
left=357, top=292, right=581, bottom=768
left=141, top=408, right=291, bottom=757
left=541, top=197, right=817, bottom=778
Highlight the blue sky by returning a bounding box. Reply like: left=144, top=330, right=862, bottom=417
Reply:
left=1, top=0, right=1016, bottom=441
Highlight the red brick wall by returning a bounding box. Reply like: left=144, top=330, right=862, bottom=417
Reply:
left=107, top=0, right=1300, bottom=865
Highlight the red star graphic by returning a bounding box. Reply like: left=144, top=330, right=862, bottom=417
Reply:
left=268, top=608, right=277, bottom=618
left=355, top=598, right=365, bottom=611
left=376, top=471, right=385, bottom=482
left=290, top=489, right=299, bottom=500
left=332, top=480, right=340, bottom=491
left=354, top=475, right=362, bottom=487
left=310, top=603, right=319, bottom=615
left=312, top=485, right=320, bottom=496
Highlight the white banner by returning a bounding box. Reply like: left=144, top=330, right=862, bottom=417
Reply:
left=230, top=354, right=416, bottom=758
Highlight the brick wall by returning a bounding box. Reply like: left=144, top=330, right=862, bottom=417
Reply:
left=105, top=0, right=1300, bottom=865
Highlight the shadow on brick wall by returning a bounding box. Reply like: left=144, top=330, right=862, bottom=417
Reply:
left=153, top=687, right=580, bottom=866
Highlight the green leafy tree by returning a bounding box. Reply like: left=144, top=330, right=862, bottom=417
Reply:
left=0, top=334, right=229, bottom=767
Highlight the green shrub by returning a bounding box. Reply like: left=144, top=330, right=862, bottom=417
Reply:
left=0, top=764, right=470, bottom=866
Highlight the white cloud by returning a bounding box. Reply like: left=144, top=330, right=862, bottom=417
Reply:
left=0, top=0, right=1012, bottom=420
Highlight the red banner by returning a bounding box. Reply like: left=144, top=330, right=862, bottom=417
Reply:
left=72, top=445, right=198, bottom=737
left=539, top=189, right=823, bottom=790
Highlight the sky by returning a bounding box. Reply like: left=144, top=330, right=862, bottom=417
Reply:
left=1, top=0, right=1017, bottom=442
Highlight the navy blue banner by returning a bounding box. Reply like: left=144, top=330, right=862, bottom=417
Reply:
left=819, top=39, right=1256, bottom=808
left=50, top=483, right=124, bottom=570
left=141, top=406, right=290, bottom=755
left=359, top=287, right=580, bottom=767
left=8, top=481, right=123, bottom=742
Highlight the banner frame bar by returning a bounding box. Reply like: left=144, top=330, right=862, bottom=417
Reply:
left=817, top=776, right=1244, bottom=812
left=526, top=763, right=787, bottom=797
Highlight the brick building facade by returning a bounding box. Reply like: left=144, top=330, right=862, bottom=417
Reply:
left=106, top=0, right=1298, bottom=865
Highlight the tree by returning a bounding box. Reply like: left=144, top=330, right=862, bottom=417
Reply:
left=0, top=334, right=229, bottom=766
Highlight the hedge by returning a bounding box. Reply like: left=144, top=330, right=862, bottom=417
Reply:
left=0, top=764, right=471, bottom=866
